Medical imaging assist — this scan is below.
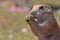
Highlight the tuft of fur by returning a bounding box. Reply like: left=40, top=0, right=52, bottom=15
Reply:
left=26, top=4, right=60, bottom=40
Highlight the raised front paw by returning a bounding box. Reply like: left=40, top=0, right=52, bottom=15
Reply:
left=26, top=16, right=31, bottom=22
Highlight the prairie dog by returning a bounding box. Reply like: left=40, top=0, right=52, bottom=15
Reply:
left=26, top=4, right=60, bottom=40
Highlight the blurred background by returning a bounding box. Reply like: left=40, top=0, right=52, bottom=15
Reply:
left=0, top=0, right=60, bottom=40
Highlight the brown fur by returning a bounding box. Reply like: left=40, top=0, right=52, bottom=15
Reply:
left=26, top=4, right=60, bottom=40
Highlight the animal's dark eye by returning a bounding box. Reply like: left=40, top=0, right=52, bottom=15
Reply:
left=39, top=6, right=44, bottom=9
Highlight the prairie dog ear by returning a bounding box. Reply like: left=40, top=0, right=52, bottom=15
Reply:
left=45, top=5, right=52, bottom=12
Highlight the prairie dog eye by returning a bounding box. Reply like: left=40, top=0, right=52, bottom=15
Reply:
left=39, top=6, right=44, bottom=9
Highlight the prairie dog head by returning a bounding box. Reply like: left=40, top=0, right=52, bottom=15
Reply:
left=29, top=4, right=52, bottom=19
